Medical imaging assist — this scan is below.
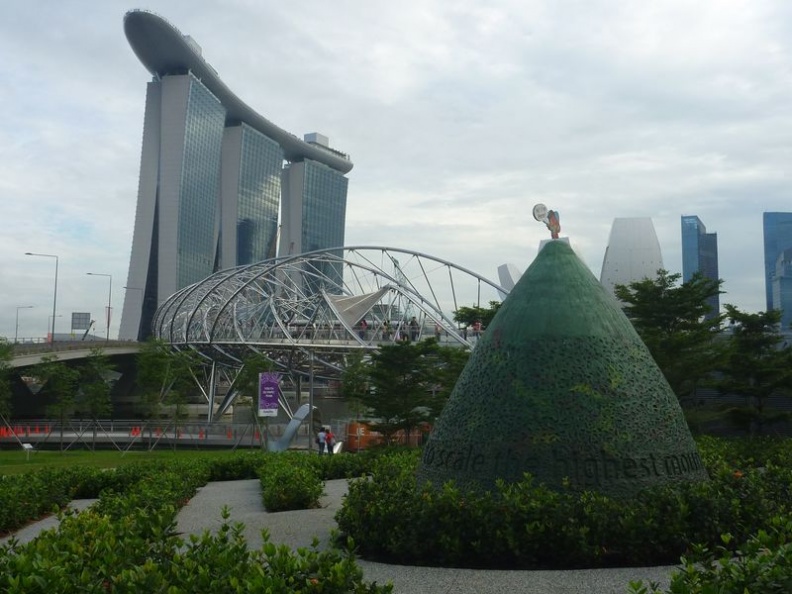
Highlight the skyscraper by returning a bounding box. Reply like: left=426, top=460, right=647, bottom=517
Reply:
left=600, top=218, right=664, bottom=299
left=681, top=215, right=720, bottom=319
left=763, top=212, right=792, bottom=329
left=119, top=11, right=353, bottom=340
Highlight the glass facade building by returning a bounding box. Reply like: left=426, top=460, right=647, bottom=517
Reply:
left=178, top=76, right=227, bottom=288
left=763, top=212, right=792, bottom=329
left=279, top=160, right=349, bottom=294
left=680, top=215, right=719, bottom=319
left=221, top=123, right=283, bottom=268
left=120, top=11, right=353, bottom=341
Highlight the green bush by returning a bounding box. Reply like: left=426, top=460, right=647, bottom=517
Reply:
left=259, top=453, right=325, bottom=512
left=0, top=481, right=390, bottom=593
left=630, top=516, right=792, bottom=594
left=308, top=449, right=382, bottom=480
left=206, top=451, right=268, bottom=481
left=335, top=439, right=792, bottom=569
left=0, top=468, right=77, bottom=534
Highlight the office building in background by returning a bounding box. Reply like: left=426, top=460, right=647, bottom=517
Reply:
left=681, top=215, right=720, bottom=319
left=600, top=218, right=664, bottom=300
left=763, top=212, right=792, bottom=330
left=119, top=11, right=353, bottom=340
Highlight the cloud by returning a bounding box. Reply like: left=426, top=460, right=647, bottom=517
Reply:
left=0, top=0, right=790, bottom=340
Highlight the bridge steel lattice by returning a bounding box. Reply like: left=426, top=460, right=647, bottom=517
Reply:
left=152, top=246, right=506, bottom=421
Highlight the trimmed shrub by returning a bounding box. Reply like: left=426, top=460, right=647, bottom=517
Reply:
left=629, top=516, right=792, bottom=594
left=0, top=468, right=77, bottom=535
left=259, top=453, right=325, bottom=512
left=335, top=439, right=792, bottom=569
left=0, top=476, right=391, bottom=594
left=206, top=451, right=268, bottom=481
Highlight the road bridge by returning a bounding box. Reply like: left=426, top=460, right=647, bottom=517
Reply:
left=10, top=341, right=142, bottom=369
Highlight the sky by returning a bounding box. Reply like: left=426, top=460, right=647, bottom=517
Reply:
left=1, top=0, right=791, bottom=341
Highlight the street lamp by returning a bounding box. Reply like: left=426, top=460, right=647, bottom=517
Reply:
left=14, top=306, right=34, bottom=344
left=87, top=272, right=112, bottom=342
left=25, top=252, right=58, bottom=344
left=47, top=315, right=63, bottom=340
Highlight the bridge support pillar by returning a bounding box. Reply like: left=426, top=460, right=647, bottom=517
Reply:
left=207, top=360, right=217, bottom=423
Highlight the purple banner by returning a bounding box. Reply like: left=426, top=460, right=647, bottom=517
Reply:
left=258, top=372, right=281, bottom=417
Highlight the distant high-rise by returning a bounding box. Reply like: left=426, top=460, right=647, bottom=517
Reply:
left=763, top=212, right=792, bottom=329
left=600, top=218, right=663, bottom=299
left=681, top=215, right=720, bottom=319
left=119, top=11, right=353, bottom=340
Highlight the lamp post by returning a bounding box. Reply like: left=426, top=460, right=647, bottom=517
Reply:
left=14, top=306, right=34, bottom=344
left=25, top=252, right=58, bottom=345
left=47, top=315, right=63, bottom=341
left=87, top=272, right=112, bottom=342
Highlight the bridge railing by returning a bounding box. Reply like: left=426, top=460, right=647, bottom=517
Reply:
left=0, top=418, right=314, bottom=451
left=11, top=340, right=141, bottom=357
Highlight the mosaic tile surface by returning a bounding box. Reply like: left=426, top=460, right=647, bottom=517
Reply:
left=416, top=241, right=708, bottom=497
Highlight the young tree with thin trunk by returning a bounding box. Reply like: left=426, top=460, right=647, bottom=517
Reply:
left=77, top=347, right=115, bottom=450
left=32, top=354, right=78, bottom=451
left=360, top=339, right=469, bottom=444
left=234, top=352, right=275, bottom=449
left=136, top=339, right=200, bottom=449
left=0, top=339, right=14, bottom=421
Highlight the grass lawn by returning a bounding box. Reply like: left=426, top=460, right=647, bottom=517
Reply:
left=0, top=448, right=239, bottom=475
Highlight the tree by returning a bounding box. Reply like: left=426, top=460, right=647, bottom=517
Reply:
left=717, top=305, right=792, bottom=433
left=161, top=348, right=202, bottom=448
left=233, top=353, right=275, bottom=449
left=424, top=342, right=469, bottom=418
left=453, top=301, right=502, bottom=329
left=339, top=350, right=371, bottom=419
left=614, top=270, right=725, bottom=400
left=359, top=339, right=468, bottom=443
left=0, top=339, right=14, bottom=420
left=136, top=339, right=200, bottom=448
left=77, top=347, right=115, bottom=449
left=136, top=338, right=172, bottom=423
left=31, top=354, right=78, bottom=451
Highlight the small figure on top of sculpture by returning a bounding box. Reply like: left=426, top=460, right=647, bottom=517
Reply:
left=533, top=203, right=561, bottom=239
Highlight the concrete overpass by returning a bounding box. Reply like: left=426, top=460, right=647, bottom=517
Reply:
left=10, top=341, right=142, bottom=369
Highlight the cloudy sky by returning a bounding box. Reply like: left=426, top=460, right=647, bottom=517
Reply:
left=1, top=0, right=790, bottom=341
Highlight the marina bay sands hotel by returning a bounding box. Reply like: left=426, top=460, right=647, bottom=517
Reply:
left=119, top=10, right=353, bottom=341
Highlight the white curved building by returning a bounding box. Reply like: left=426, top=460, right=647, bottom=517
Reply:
left=600, top=218, right=664, bottom=298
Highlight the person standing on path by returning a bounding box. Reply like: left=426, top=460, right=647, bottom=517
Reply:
left=409, top=316, right=420, bottom=341
left=317, top=427, right=327, bottom=454
left=325, top=428, right=335, bottom=455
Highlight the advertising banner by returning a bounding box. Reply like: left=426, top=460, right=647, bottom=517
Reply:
left=258, top=372, right=281, bottom=417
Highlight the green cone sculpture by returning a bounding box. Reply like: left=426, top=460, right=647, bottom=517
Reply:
left=417, top=240, right=708, bottom=498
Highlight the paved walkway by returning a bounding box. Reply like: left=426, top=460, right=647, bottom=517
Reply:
left=0, top=499, right=96, bottom=547
left=175, top=479, right=679, bottom=594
